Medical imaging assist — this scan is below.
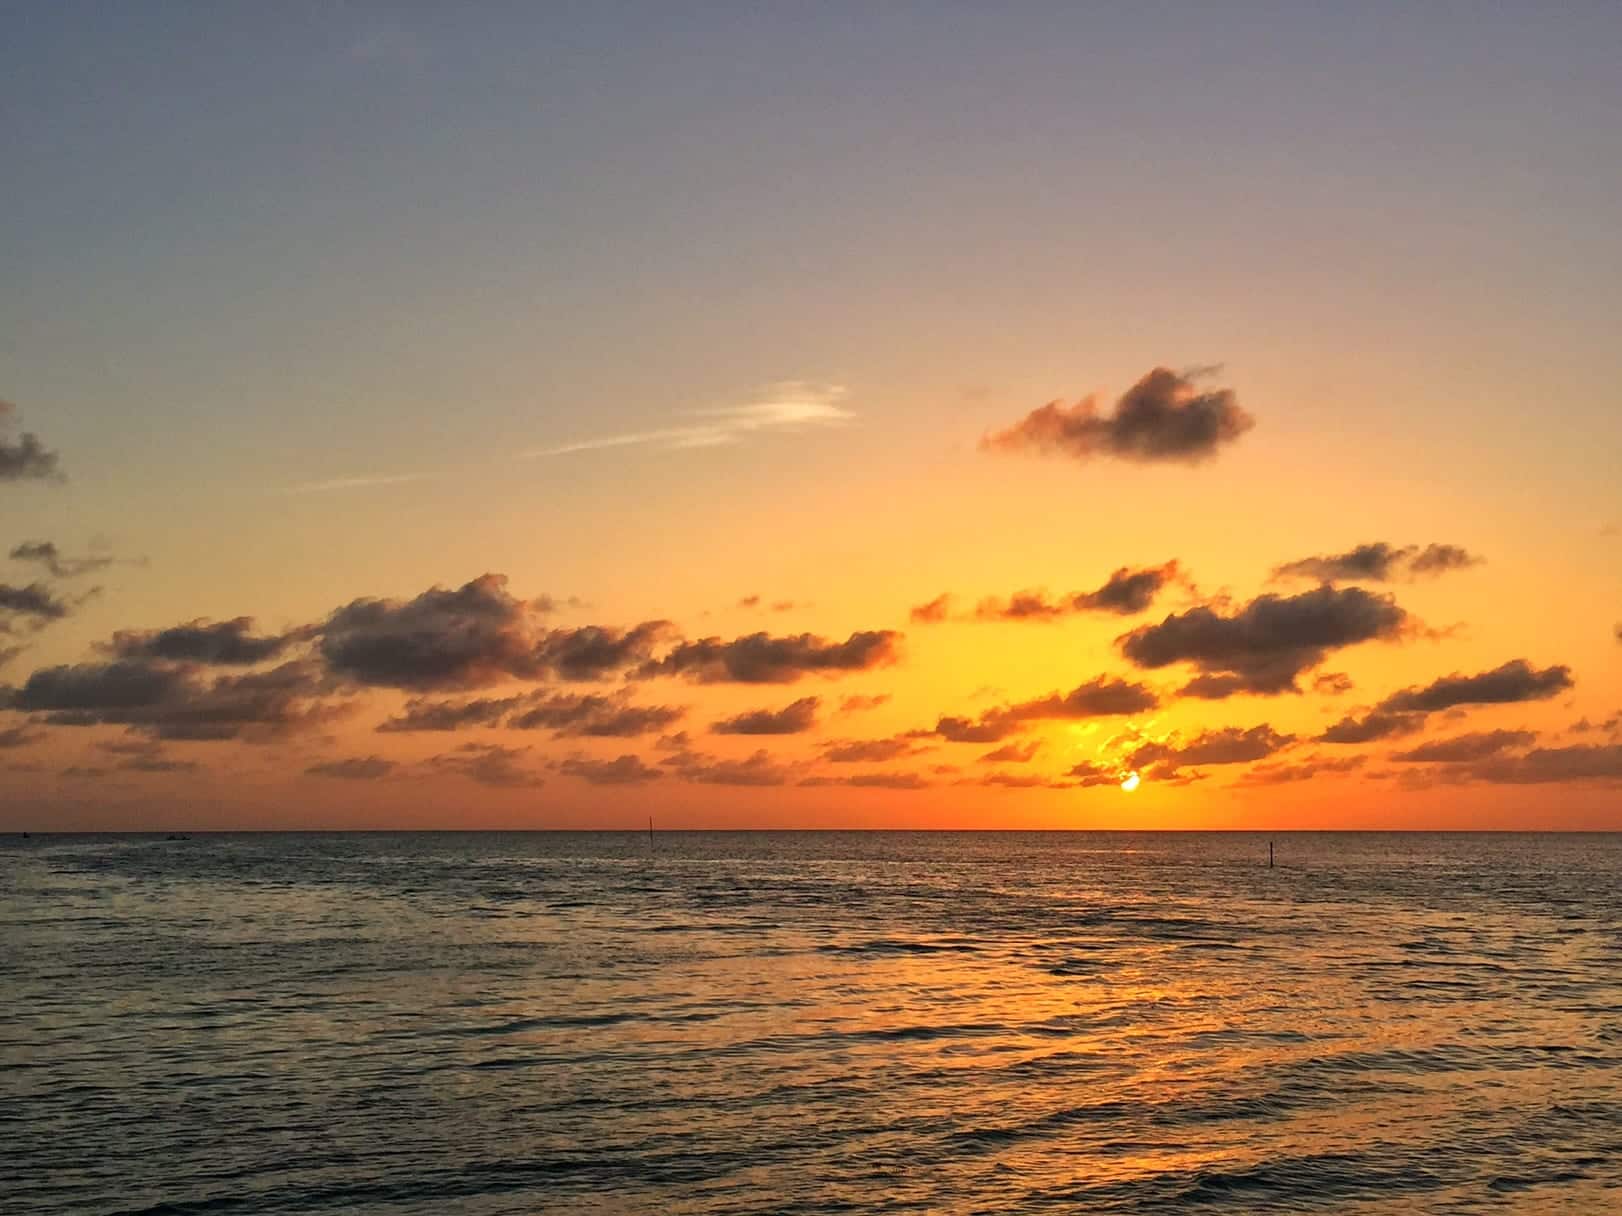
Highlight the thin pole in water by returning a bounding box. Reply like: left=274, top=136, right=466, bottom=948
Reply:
left=649, top=815, right=654, bottom=848
left=1269, top=840, right=1275, bottom=869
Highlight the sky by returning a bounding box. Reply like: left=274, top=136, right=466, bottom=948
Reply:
left=2, top=2, right=1619, bottom=830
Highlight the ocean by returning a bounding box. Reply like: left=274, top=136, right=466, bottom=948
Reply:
left=4, top=831, right=1620, bottom=1214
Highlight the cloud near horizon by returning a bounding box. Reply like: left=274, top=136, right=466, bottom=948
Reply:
left=980, top=367, right=1254, bottom=466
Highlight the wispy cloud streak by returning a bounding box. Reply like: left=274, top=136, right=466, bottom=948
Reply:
left=522, top=383, right=853, bottom=458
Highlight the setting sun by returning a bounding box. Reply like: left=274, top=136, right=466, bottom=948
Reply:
left=1120, top=772, right=1142, bottom=793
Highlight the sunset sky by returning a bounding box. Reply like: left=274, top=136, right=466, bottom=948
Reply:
left=3, top=4, right=1619, bottom=829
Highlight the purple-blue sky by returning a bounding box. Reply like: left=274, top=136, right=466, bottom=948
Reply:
left=2, top=4, right=1619, bottom=828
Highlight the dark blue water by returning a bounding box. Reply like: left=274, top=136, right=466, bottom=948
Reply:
left=4, top=832, right=1621, bottom=1213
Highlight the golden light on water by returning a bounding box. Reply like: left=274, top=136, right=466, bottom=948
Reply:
left=1120, top=772, right=1141, bottom=793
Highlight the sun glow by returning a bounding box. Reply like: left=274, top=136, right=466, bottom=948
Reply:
left=1120, top=772, right=1141, bottom=793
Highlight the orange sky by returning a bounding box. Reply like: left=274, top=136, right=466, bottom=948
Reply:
left=3, top=10, right=1619, bottom=828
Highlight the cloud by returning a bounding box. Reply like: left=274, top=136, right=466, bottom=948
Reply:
left=0, top=582, right=73, bottom=630
left=980, top=367, right=1253, bottom=466
left=105, top=617, right=298, bottom=665
left=822, top=736, right=930, bottom=763
left=1378, top=660, right=1573, bottom=713
left=0, top=401, right=63, bottom=483
left=319, top=574, right=549, bottom=689
left=307, top=756, right=396, bottom=780
left=425, top=743, right=543, bottom=788
left=1392, top=729, right=1537, bottom=763
left=979, top=741, right=1042, bottom=764
left=661, top=747, right=794, bottom=786
left=1271, top=542, right=1482, bottom=583
left=91, top=738, right=201, bottom=773
left=1236, top=755, right=1366, bottom=785
left=1461, top=744, right=1622, bottom=785
left=637, top=630, right=900, bottom=684
left=1313, top=672, right=1354, bottom=695
left=8, top=541, right=116, bottom=579
left=912, top=676, right=1156, bottom=744
left=318, top=573, right=672, bottom=689
left=800, top=770, right=931, bottom=789
left=711, top=696, right=820, bottom=735
left=922, top=563, right=1184, bottom=625
left=972, top=772, right=1078, bottom=789
left=9, top=658, right=347, bottom=741
left=1065, top=761, right=1125, bottom=788
left=1131, top=724, right=1295, bottom=772
left=0, top=725, right=43, bottom=749
left=557, top=753, right=664, bottom=785
left=377, top=689, right=684, bottom=737
left=838, top=694, right=890, bottom=715
left=1317, top=711, right=1427, bottom=744
left=525, top=382, right=853, bottom=458
left=1118, top=585, right=1411, bottom=696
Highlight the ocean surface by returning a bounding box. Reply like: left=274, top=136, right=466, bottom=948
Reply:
left=3, top=832, right=1621, bottom=1215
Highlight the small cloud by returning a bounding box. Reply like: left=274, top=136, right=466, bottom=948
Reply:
left=637, top=630, right=900, bottom=684
left=557, top=753, right=663, bottom=786
left=980, top=367, right=1253, bottom=466
left=1271, top=542, right=1482, bottom=583
left=308, top=755, right=396, bottom=780
left=0, top=401, right=64, bottom=483
left=711, top=696, right=820, bottom=735
left=910, top=594, right=953, bottom=623
left=425, top=743, right=543, bottom=788
left=1392, top=730, right=1537, bottom=763
left=837, top=694, right=890, bottom=715
left=822, top=735, right=929, bottom=763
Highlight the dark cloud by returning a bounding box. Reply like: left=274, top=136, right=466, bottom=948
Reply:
left=918, top=677, right=1158, bottom=745
left=1317, top=710, right=1427, bottom=744
left=711, top=696, right=819, bottom=735
left=1072, top=562, right=1184, bottom=615
left=1379, top=660, right=1573, bottom=713
left=838, top=694, right=890, bottom=715
left=822, top=736, right=929, bottom=763
left=1272, top=542, right=1481, bottom=584
left=661, top=747, right=794, bottom=786
left=917, top=715, right=1019, bottom=743
left=9, top=658, right=347, bottom=741
left=637, top=630, right=900, bottom=684
left=738, top=595, right=761, bottom=608
left=1066, top=761, right=1125, bottom=788
left=980, top=367, right=1254, bottom=466
left=378, top=695, right=520, bottom=732
left=1313, top=672, right=1354, bottom=696
left=93, top=739, right=200, bottom=772
left=536, top=620, right=677, bottom=681
left=0, top=401, right=63, bottom=483
left=1392, top=729, right=1537, bottom=763
left=800, top=771, right=931, bottom=789
left=557, top=753, right=664, bottom=785
left=1236, top=755, right=1366, bottom=785
left=979, top=741, right=1042, bottom=764
left=306, top=755, right=396, bottom=780
left=933, top=563, right=1184, bottom=625
left=1131, top=725, right=1295, bottom=771
left=0, top=583, right=72, bottom=626
left=425, top=743, right=543, bottom=788
left=1119, top=585, right=1410, bottom=696
left=9, top=541, right=115, bottom=579
left=320, top=574, right=549, bottom=689
left=1462, top=744, right=1622, bottom=785
left=508, top=692, right=685, bottom=737
left=378, top=689, right=684, bottom=737
left=0, top=725, right=43, bottom=749
left=1001, top=676, right=1160, bottom=721
left=972, top=772, right=1077, bottom=789
left=105, top=617, right=297, bottom=665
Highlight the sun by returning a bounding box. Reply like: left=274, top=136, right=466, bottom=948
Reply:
left=1120, top=771, right=1141, bottom=793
